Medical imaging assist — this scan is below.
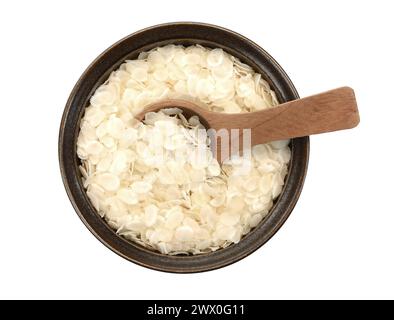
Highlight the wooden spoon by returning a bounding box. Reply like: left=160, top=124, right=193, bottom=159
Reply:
left=136, top=87, right=359, bottom=160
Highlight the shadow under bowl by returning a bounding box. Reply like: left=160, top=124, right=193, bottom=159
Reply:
left=59, top=22, right=309, bottom=273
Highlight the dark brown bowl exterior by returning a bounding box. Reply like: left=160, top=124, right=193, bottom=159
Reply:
left=59, top=22, right=309, bottom=273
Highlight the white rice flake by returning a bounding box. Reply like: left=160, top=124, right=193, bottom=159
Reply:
left=77, top=44, right=291, bottom=255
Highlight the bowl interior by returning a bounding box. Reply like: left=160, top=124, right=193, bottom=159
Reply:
left=59, top=22, right=309, bottom=273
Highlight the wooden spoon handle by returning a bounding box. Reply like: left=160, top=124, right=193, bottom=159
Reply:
left=209, top=86, right=360, bottom=145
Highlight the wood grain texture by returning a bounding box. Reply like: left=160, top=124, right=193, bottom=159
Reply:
left=140, top=87, right=360, bottom=147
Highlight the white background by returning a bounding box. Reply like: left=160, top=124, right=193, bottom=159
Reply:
left=0, top=0, right=393, bottom=300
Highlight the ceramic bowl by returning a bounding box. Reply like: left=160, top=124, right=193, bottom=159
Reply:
left=59, top=22, right=309, bottom=273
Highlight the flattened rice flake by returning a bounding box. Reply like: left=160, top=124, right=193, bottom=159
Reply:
left=77, top=44, right=291, bottom=255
